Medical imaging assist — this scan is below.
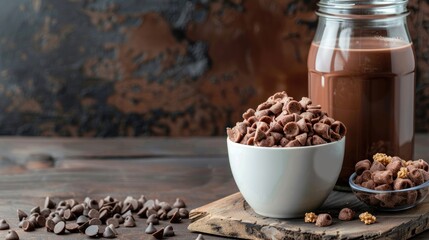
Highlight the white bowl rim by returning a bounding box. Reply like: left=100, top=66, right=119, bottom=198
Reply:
left=227, top=136, right=345, bottom=150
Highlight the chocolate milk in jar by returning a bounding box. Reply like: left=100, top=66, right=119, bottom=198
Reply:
left=308, top=0, right=415, bottom=189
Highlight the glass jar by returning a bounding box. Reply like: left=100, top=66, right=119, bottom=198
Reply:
left=308, top=0, right=415, bottom=189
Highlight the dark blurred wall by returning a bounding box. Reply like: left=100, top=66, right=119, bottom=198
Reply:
left=0, top=0, right=427, bottom=137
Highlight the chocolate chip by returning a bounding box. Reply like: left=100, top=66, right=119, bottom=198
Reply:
left=85, top=225, right=99, bottom=237
left=173, top=198, right=186, bottom=208
left=40, top=208, right=51, bottom=218
left=71, top=204, right=84, bottom=216
left=18, top=219, right=25, bottom=229
left=103, top=225, right=116, bottom=238
left=146, top=214, right=159, bottom=225
left=76, top=215, right=89, bottom=225
left=53, top=221, right=65, bottom=235
left=45, top=196, right=56, bottom=209
left=5, top=230, right=19, bottom=240
left=22, top=220, right=35, bottom=232
left=169, top=211, right=182, bottom=223
left=63, top=209, right=75, bottom=221
left=163, top=225, right=175, bottom=237
left=106, top=218, right=119, bottom=228
left=88, top=199, right=99, bottom=210
left=98, top=225, right=105, bottom=235
left=113, top=213, right=124, bottom=224
left=0, top=219, right=10, bottom=230
left=107, top=224, right=118, bottom=235
left=66, top=222, right=79, bottom=233
left=196, top=234, right=206, bottom=240
left=152, top=228, right=164, bottom=240
left=179, top=208, right=189, bottom=219
left=137, top=206, right=148, bottom=218
left=88, top=209, right=100, bottom=219
left=167, top=208, right=178, bottom=219
left=146, top=208, right=157, bottom=217
left=17, top=209, right=27, bottom=221
left=45, top=219, right=55, bottom=232
left=123, top=215, right=136, bottom=227
left=35, top=215, right=46, bottom=228
left=30, top=206, right=40, bottom=214
left=78, top=221, right=90, bottom=233
left=145, top=222, right=157, bottom=234
left=52, top=215, right=64, bottom=224
left=89, top=218, right=102, bottom=226
left=138, top=195, right=147, bottom=205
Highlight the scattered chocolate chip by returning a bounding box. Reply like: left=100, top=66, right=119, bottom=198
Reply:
left=146, top=208, right=157, bottom=217
left=113, top=213, right=124, bottom=224
left=40, top=208, right=51, bottom=218
left=85, top=225, right=99, bottom=237
left=89, top=218, right=102, bottom=226
left=169, top=211, right=182, bottom=223
left=54, top=221, right=66, bottom=235
left=63, top=209, right=75, bottom=221
left=145, top=222, right=157, bottom=234
left=78, top=221, right=90, bottom=233
left=45, top=196, right=56, bottom=209
left=167, top=208, right=178, bottom=219
left=146, top=214, right=159, bottom=225
left=17, top=209, right=27, bottom=221
left=0, top=219, right=9, bottom=230
left=196, top=233, right=205, bottom=240
left=137, top=206, right=148, bottom=218
left=77, top=215, right=89, bottom=225
left=178, top=208, right=189, bottom=219
left=18, top=219, right=25, bottom=229
left=103, top=225, right=116, bottom=238
left=88, top=209, right=100, bottom=219
left=36, top=215, right=46, bottom=228
left=52, top=215, right=64, bottom=224
left=106, top=218, right=119, bottom=228
left=5, top=230, right=19, bottom=240
left=30, top=206, right=40, bottom=214
left=45, top=218, right=55, bottom=232
left=152, top=228, right=164, bottom=240
left=107, top=224, right=118, bottom=235
left=163, top=225, right=175, bottom=237
left=71, top=204, right=84, bottom=216
left=22, top=220, right=35, bottom=232
left=173, top=199, right=185, bottom=209
left=66, top=222, right=80, bottom=233
left=123, top=215, right=136, bottom=227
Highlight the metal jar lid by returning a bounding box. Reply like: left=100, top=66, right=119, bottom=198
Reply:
left=317, top=0, right=409, bottom=18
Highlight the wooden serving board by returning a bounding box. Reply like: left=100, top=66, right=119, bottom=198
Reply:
left=188, top=191, right=429, bottom=240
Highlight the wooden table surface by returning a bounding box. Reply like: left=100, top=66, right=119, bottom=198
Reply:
left=0, top=134, right=427, bottom=240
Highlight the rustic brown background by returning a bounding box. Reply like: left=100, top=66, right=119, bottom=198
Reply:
left=0, top=0, right=427, bottom=137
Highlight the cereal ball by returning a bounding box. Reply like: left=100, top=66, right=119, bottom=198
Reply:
left=315, top=214, right=332, bottom=227
left=338, top=208, right=355, bottom=221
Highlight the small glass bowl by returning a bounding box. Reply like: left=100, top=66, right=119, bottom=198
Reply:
left=349, top=173, right=429, bottom=211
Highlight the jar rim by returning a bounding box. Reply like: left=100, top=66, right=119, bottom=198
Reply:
left=317, top=0, right=408, bottom=17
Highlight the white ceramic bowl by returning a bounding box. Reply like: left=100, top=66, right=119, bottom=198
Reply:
left=227, top=137, right=345, bottom=218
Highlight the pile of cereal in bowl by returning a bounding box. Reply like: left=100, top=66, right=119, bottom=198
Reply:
left=350, top=153, right=429, bottom=210
left=227, top=91, right=346, bottom=147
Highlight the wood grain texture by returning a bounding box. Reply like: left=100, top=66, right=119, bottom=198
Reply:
left=188, top=192, right=429, bottom=240
left=0, top=136, right=427, bottom=239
